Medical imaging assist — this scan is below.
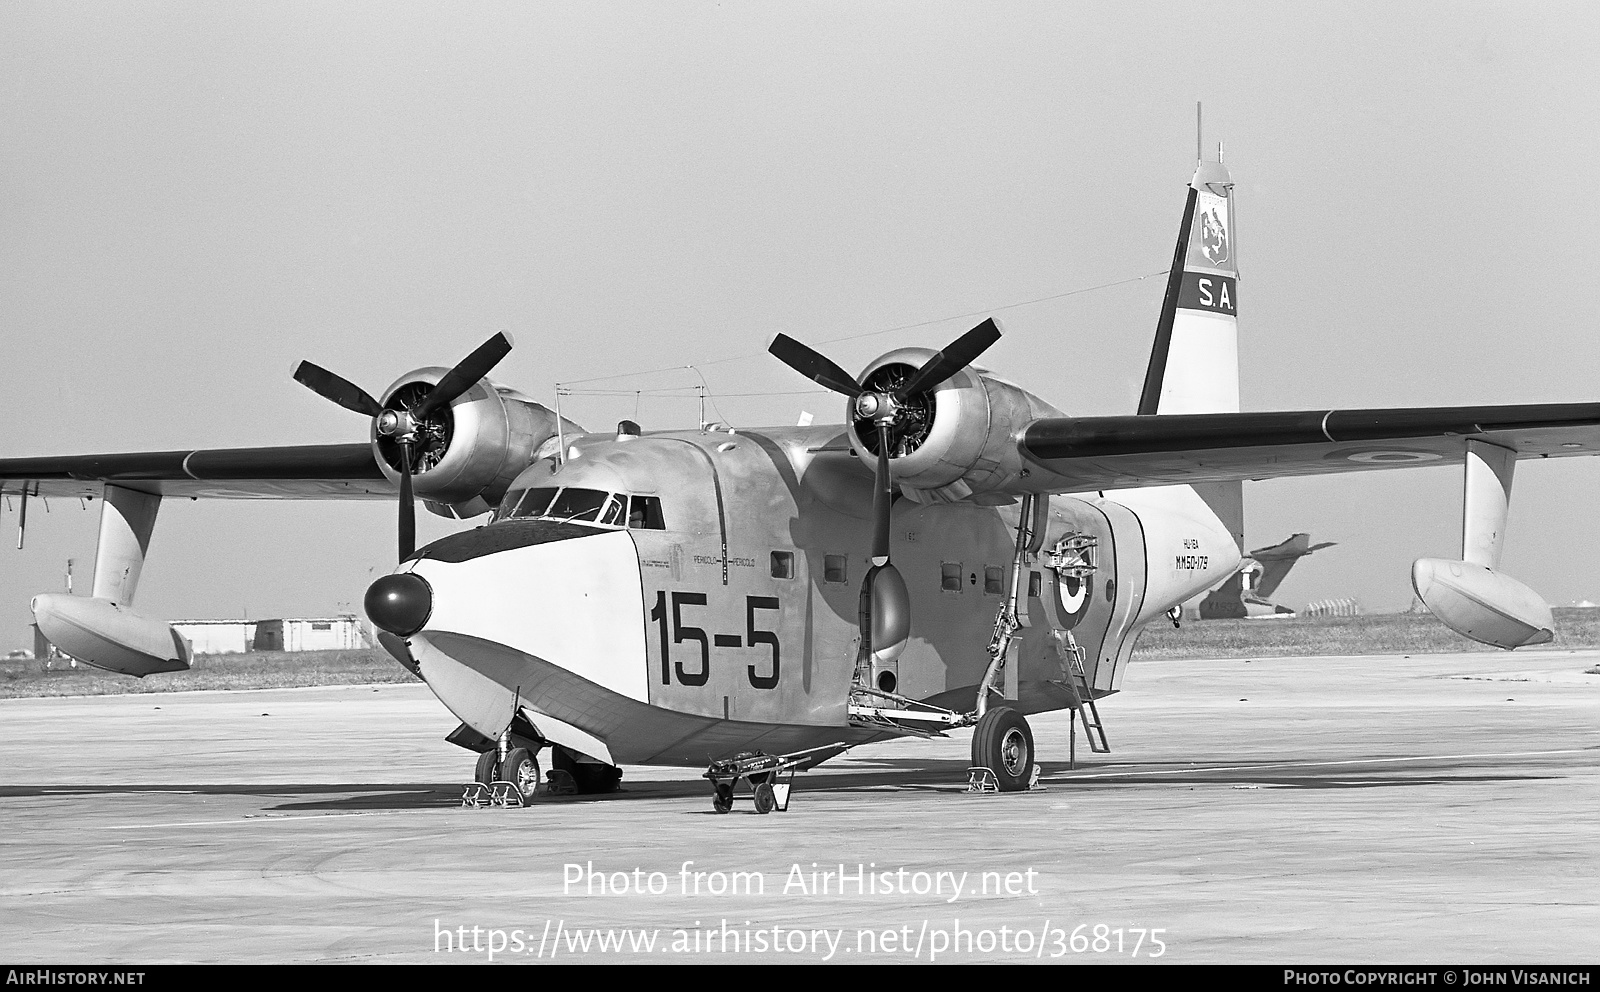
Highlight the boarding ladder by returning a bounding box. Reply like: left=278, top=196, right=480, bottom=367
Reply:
left=1063, top=631, right=1110, bottom=756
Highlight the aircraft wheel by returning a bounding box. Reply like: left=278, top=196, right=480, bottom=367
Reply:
left=473, top=749, right=499, bottom=787
left=752, top=782, right=776, bottom=814
left=712, top=784, right=734, bottom=814
left=502, top=747, right=540, bottom=796
left=972, top=707, right=1034, bottom=792
left=578, top=764, right=624, bottom=794
left=553, top=745, right=623, bottom=794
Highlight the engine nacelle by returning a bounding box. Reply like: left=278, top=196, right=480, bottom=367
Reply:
left=375, top=368, right=572, bottom=518
left=846, top=347, right=1060, bottom=501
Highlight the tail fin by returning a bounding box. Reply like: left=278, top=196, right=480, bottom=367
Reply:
left=1249, top=533, right=1336, bottom=600
left=1140, top=152, right=1245, bottom=556
left=1138, top=156, right=1239, bottom=416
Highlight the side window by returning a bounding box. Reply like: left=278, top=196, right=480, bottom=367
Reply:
left=824, top=554, right=848, bottom=584
left=940, top=562, right=963, bottom=593
left=599, top=495, right=626, bottom=526
left=984, top=566, right=1004, bottom=595
left=628, top=495, right=666, bottom=530
left=770, top=551, right=794, bottom=579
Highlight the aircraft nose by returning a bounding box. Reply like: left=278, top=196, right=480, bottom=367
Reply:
left=365, top=572, right=433, bottom=636
left=402, top=527, right=652, bottom=735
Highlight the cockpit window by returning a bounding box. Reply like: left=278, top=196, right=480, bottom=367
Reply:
left=545, top=487, right=610, bottom=522
left=495, top=486, right=665, bottom=529
left=498, top=487, right=558, bottom=521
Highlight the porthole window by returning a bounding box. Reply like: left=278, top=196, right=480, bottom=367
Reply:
left=824, top=554, right=848, bottom=584
left=940, top=562, right=963, bottom=592
left=984, top=566, right=1004, bottom=595
left=771, top=551, right=794, bottom=579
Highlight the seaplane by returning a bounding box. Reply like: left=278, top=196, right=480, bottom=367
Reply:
left=4, top=152, right=1590, bottom=811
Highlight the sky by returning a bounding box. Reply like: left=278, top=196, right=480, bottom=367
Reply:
left=4, top=2, right=1600, bottom=649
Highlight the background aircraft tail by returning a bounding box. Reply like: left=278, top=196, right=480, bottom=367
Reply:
left=1250, top=533, right=1336, bottom=600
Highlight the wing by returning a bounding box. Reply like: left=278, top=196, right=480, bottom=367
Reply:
left=0, top=443, right=394, bottom=500
left=1017, top=402, right=1600, bottom=490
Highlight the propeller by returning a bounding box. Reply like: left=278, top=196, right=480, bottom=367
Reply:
left=293, top=331, right=515, bottom=560
left=769, top=318, right=1001, bottom=669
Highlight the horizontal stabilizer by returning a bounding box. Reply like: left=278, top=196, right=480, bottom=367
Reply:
left=1249, top=532, right=1336, bottom=561
left=1248, top=532, right=1335, bottom=600
left=1411, top=559, right=1553, bottom=650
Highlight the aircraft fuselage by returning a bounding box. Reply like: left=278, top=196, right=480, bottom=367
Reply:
left=399, top=425, right=1238, bottom=766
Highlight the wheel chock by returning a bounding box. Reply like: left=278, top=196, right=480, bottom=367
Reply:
left=965, top=767, right=1000, bottom=794
left=460, top=783, right=492, bottom=807
left=490, top=781, right=528, bottom=807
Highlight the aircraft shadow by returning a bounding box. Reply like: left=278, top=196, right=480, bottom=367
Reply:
left=0, top=753, right=1560, bottom=813
left=0, top=783, right=459, bottom=811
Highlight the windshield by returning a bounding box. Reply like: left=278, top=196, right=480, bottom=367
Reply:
left=545, top=487, right=610, bottom=522
left=496, top=487, right=558, bottom=521
left=494, top=486, right=664, bottom=529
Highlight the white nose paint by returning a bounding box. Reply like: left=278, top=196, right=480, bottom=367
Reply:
left=405, top=530, right=648, bottom=738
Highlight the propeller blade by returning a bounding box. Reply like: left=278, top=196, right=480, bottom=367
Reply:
left=896, top=318, right=1001, bottom=397
left=768, top=334, right=863, bottom=397
left=871, top=427, right=893, bottom=564
left=415, top=331, right=515, bottom=419
left=865, top=563, right=911, bottom=665
left=292, top=361, right=383, bottom=418
left=861, top=423, right=908, bottom=664
left=397, top=440, right=416, bottom=560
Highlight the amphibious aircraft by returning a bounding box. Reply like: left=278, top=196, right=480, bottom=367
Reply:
left=1197, top=532, right=1336, bottom=619
left=4, top=154, right=1593, bottom=808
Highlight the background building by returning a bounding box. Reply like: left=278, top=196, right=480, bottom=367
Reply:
left=249, top=616, right=369, bottom=652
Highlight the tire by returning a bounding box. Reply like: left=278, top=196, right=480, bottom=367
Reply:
left=474, top=749, right=499, bottom=787
left=552, top=745, right=623, bottom=794
left=712, top=784, right=734, bottom=814
left=577, top=764, right=623, bottom=794
left=971, top=706, right=1034, bottom=792
left=502, top=747, right=540, bottom=796
left=752, top=782, right=776, bottom=814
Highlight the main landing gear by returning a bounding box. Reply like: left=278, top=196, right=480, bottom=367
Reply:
left=968, top=706, right=1037, bottom=793
left=545, top=745, right=624, bottom=796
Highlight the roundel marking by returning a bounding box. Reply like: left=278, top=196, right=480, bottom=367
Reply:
left=1346, top=450, right=1445, bottom=464
left=1055, top=574, right=1093, bottom=630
